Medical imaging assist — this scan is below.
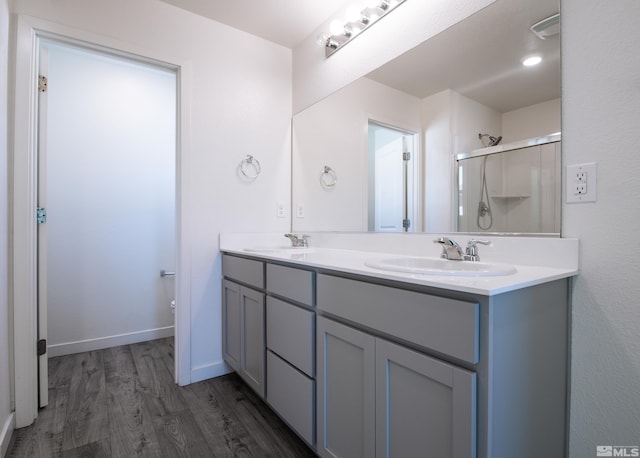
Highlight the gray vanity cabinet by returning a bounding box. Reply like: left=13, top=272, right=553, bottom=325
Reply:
left=265, top=263, right=317, bottom=447
left=221, top=253, right=569, bottom=458
left=316, top=273, right=569, bottom=458
left=317, top=316, right=475, bottom=458
left=222, top=255, right=266, bottom=398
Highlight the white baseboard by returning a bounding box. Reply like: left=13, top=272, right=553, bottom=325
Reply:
left=190, top=360, right=233, bottom=384
left=0, top=412, right=15, bottom=458
left=47, top=326, right=175, bottom=357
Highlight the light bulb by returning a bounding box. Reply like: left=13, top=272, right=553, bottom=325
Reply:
left=330, top=19, right=345, bottom=36
left=522, top=56, right=542, bottom=67
left=346, top=5, right=362, bottom=23
left=365, top=0, right=380, bottom=8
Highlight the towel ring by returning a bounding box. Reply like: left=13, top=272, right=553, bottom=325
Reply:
left=320, top=166, right=338, bottom=188
left=240, top=155, right=261, bottom=179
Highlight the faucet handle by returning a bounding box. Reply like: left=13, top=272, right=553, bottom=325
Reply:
left=465, top=239, right=491, bottom=261
left=433, top=237, right=464, bottom=260
left=433, top=237, right=460, bottom=247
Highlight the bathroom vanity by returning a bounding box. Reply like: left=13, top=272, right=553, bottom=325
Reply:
left=220, top=233, right=578, bottom=458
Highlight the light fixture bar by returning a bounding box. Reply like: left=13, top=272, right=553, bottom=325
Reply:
left=324, top=0, right=408, bottom=57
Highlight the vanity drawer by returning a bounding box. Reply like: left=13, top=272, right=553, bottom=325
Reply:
left=317, top=274, right=479, bottom=364
left=267, top=350, right=315, bottom=446
left=266, top=263, right=314, bottom=306
left=222, top=254, right=264, bottom=289
left=266, top=297, right=315, bottom=377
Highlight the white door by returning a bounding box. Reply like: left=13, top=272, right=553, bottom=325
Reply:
left=37, top=41, right=177, bottom=406
left=374, top=136, right=405, bottom=231
left=369, top=123, right=417, bottom=232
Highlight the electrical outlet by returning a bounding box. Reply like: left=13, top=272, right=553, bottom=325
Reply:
left=566, top=162, right=597, bottom=203
left=276, top=201, right=286, bottom=218
left=296, top=204, right=305, bottom=218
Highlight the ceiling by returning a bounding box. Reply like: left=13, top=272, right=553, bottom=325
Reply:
left=158, top=0, right=352, bottom=48
left=366, top=0, right=561, bottom=113
left=159, top=0, right=560, bottom=114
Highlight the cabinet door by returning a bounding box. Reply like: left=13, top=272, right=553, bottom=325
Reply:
left=239, top=285, right=265, bottom=398
left=222, top=279, right=241, bottom=372
left=317, top=317, right=375, bottom=458
left=376, top=339, right=476, bottom=458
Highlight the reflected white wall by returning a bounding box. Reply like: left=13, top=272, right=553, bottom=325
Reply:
left=292, top=77, right=421, bottom=232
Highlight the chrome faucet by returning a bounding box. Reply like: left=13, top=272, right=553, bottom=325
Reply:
left=464, top=239, right=491, bottom=261
left=284, top=233, right=309, bottom=247
left=434, top=237, right=491, bottom=261
left=434, top=237, right=465, bottom=260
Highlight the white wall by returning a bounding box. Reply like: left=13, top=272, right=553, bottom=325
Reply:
left=1, top=0, right=14, bottom=454
left=563, top=0, right=640, bottom=456
left=292, top=77, right=421, bottom=232
left=502, top=98, right=561, bottom=143
left=12, top=0, right=292, bottom=383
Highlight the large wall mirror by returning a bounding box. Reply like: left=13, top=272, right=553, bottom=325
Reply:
left=292, top=0, right=561, bottom=235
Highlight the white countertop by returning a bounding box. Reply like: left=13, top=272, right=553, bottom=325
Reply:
left=220, top=232, right=579, bottom=296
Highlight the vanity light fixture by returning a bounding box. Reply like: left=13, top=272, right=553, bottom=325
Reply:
left=322, top=0, right=408, bottom=57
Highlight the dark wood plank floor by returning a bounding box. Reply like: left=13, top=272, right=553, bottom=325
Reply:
left=8, top=338, right=316, bottom=457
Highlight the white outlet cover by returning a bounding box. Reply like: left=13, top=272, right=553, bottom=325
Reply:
left=566, top=162, right=597, bottom=203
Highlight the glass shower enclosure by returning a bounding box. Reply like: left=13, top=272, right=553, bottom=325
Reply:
left=456, top=134, right=561, bottom=235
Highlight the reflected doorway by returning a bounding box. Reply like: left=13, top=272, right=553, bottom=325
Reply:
left=368, top=122, right=419, bottom=232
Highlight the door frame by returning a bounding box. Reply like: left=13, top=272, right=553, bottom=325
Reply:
left=11, top=15, right=193, bottom=427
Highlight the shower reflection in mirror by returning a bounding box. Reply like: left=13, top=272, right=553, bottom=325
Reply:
left=457, top=135, right=561, bottom=235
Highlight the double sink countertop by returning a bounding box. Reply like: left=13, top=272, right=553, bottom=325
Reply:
left=219, top=232, right=579, bottom=296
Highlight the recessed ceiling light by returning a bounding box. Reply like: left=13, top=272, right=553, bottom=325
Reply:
left=522, top=56, right=542, bottom=67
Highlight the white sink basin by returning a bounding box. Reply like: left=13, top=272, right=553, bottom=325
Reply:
left=365, top=256, right=517, bottom=277
left=243, top=246, right=312, bottom=254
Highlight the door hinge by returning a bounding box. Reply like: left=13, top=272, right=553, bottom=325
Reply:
left=36, top=207, right=47, bottom=224
left=402, top=152, right=411, bottom=161
left=38, top=75, right=48, bottom=93
left=403, top=218, right=411, bottom=229
left=37, top=339, right=47, bottom=356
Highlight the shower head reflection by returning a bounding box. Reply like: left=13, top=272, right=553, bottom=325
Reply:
left=478, top=133, right=502, bottom=147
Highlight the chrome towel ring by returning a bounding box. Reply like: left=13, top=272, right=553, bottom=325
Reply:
left=320, top=166, right=337, bottom=188
left=240, top=155, right=261, bottom=179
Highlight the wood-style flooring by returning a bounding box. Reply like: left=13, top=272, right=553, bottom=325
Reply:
left=8, top=337, right=316, bottom=457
